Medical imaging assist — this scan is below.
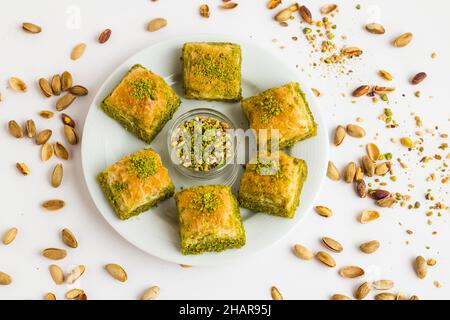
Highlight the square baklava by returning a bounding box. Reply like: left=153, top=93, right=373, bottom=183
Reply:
left=97, top=148, right=174, bottom=220
left=241, top=82, right=317, bottom=149
left=101, top=64, right=181, bottom=144
left=182, top=42, right=242, bottom=101
left=238, top=151, right=308, bottom=218
left=175, top=185, right=246, bottom=255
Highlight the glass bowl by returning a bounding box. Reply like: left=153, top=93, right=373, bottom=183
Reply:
left=167, top=108, right=239, bottom=186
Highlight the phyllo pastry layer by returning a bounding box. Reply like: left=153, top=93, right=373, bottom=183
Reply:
left=182, top=42, right=242, bottom=101
left=241, top=82, right=317, bottom=148
left=97, top=148, right=174, bottom=220
left=101, top=64, right=181, bottom=144
left=175, top=185, right=246, bottom=255
left=238, top=151, right=307, bottom=218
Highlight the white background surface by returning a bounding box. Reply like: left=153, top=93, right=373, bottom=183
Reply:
left=0, top=0, right=449, bottom=300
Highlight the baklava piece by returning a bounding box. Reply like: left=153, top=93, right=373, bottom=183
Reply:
left=238, top=151, right=308, bottom=218
left=101, top=64, right=181, bottom=144
left=182, top=42, right=242, bottom=101
left=97, top=148, right=174, bottom=220
left=241, top=82, right=317, bottom=148
left=175, top=185, right=246, bottom=255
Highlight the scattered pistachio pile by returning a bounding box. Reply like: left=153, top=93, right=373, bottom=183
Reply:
left=1, top=0, right=245, bottom=300
left=2, top=15, right=164, bottom=300
left=7, top=68, right=83, bottom=199
left=267, top=2, right=447, bottom=300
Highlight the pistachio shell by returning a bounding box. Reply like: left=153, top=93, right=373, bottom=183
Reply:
left=45, top=292, right=56, bottom=300
left=0, top=271, right=12, bottom=285
left=105, top=264, right=127, bottom=282
left=42, top=199, right=65, bottom=211
left=69, top=85, right=88, bottom=96
left=61, top=71, right=73, bottom=91
left=49, top=265, right=64, bottom=285
left=270, top=286, right=283, bottom=300
left=346, top=124, right=366, bottom=138
left=147, top=18, right=167, bottom=32
left=35, top=129, right=52, bottom=145
left=56, top=93, right=76, bottom=111
left=61, top=228, right=78, bottom=248
left=344, top=162, right=356, bottom=183
left=355, top=282, right=372, bottom=300
left=293, top=244, right=314, bottom=260
left=66, top=289, right=84, bottom=300
left=22, top=22, right=42, bottom=33
left=8, top=120, right=24, bottom=138
left=66, top=265, right=86, bottom=284
left=141, top=286, right=160, bottom=300
left=51, top=74, right=61, bottom=96
left=334, top=125, right=346, bottom=146
left=375, top=292, right=396, bottom=300
left=42, top=248, right=67, bottom=260
left=54, top=142, right=69, bottom=160
left=360, top=240, right=380, bottom=254
left=372, top=280, right=394, bottom=290
left=321, top=237, right=343, bottom=253
left=365, top=23, right=385, bottom=34
left=51, top=164, right=63, bottom=188
left=38, top=78, right=53, bottom=97
left=359, top=210, right=380, bottom=223
left=327, top=161, right=340, bottom=181
left=331, top=294, right=351, bottom=300
left=339, top=266, right=365, bottom=279
left=415, top=256, right=427, bottom=279
left=393, top=32, right=413, bottom=47
left=366, top=143, right=380, bottom=161
left=2, top=227, right=18, bottom=245
left=316, top=251, right=336, bottom=267
left=63, top=125, right=78, bottom=145
left=41, top=143, right=54, bottom=161
left=71, top=43, right=86, bottom=60
left=9, top=77, right=27, bottom=92
left=315, top=206, right=333, bottom=218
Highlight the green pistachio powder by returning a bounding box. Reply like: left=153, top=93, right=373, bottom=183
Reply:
left=129, top=79, right=157, bottom=100
left=255, top=93, right=282, bottom=124
left=112, top=181, right=128, bottom=192
left=190, top=191, right=221, bottom=213
left=128, top=155, right=158, bottom=179
left=193, top=52, right=235, bottom=82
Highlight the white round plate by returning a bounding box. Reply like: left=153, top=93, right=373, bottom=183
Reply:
left=81, top=34, right=329, bottom=266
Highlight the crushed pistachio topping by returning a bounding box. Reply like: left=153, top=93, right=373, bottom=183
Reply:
left=192, top=51, right=236, bottom=82
left=255, top=93, right=282, bottom=123
left=190, top=191, right=221, bottom=213
left=129, top=79, right=157, bottom=100
left=112, top=181, right=128, bottom=192
left=128, top=155, right=157, bottom=179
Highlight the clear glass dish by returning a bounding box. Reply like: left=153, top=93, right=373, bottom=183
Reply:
left=167, top=108, right=239, bottom=186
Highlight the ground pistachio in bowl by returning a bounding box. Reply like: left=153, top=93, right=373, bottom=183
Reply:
left=170, top=114, right=232, bottom=172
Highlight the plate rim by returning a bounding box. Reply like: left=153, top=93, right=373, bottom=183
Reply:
left=80, top=33, right=329, bottom=266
